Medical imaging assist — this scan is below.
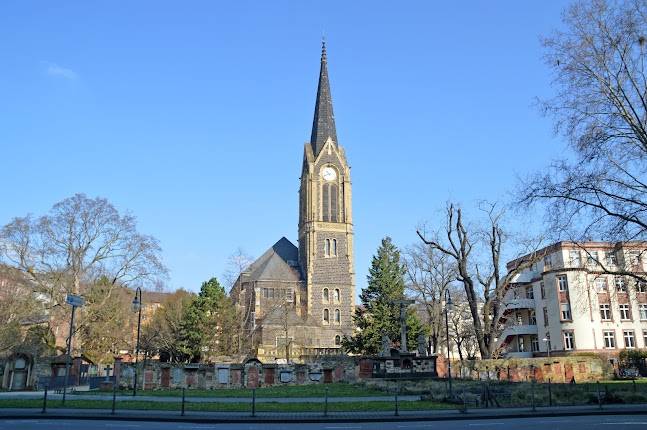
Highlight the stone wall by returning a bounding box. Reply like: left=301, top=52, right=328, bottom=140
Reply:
left=115, top=356, right=358, bottom=390
left=436, top=355, right=614, bottom=382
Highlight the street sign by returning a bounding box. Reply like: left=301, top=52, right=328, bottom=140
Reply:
left=66, top=294, right=85, bottom=307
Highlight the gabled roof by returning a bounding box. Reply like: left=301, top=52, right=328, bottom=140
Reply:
left=310, top=41, right=338, bottom=157
left=246, top=237, right=303, bottom=282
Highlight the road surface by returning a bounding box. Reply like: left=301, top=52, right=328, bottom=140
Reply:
left=1, top=415, right=646, bottom=429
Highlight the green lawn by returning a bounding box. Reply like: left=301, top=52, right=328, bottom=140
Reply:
left=78, top=383, right=387, bottom=398
left=0, top=398, right=450, bottom=413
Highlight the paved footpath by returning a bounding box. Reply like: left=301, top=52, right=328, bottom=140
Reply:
left=0, top=403, right=646, bottom=423
left=0, top=391, right=420, bottom=403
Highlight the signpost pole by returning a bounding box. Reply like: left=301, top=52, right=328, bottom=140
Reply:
left=62, top=304, right=76, bottom=405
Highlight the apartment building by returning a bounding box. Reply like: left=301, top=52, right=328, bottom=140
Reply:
left=498, top=241, right=647, bottom=358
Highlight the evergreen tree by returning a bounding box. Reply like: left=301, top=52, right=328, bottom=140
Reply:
left=343, top=237, right=424, bottom=354
left=183, top=277, right=236, bottom=360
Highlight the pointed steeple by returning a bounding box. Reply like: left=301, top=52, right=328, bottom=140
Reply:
left=310, top=40, right=338, bottom=156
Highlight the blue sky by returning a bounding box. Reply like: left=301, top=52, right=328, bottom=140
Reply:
left=0, top=1, right=570, bottom=293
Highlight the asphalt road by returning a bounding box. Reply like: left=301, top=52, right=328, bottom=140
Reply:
left=2, top=415, right=647, bottom=430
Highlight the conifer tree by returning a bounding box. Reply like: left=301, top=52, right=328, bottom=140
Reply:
left=183, top=277, right=236, bottom=360
left=343, top=237, right=424, bottom=354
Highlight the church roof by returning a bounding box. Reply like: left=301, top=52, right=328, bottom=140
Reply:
left=246, top=237, right=303, bottom=282
left=310, top=40, right=338, bottom=157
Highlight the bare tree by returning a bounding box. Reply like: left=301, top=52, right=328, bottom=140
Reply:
left=0, top=194, right=168, bottom=352
left=404, top=241, right=456, bottom=354
left=223, top=248, right=255, bottom=354
left=520, top=0, right=647, bottom=244
left=417, top=203, right=545, bottom=358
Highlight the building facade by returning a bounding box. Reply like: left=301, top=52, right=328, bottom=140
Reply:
left=498, top=241, right=647, bottom=358
left=231, top=43, right=355, bottom=361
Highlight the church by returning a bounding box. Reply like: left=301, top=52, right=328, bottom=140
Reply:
left=231, top=43, right=356, bottom=362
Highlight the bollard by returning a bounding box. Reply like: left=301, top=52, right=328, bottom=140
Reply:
left=111, top=383, right=117, bottom=415
left=251, top=388, right=256, bottom=417
left=548, top=379, right=552, bottom=407
left=394, top=389, right=399, bottom=416
left=181, top=388, right=186, bottom=416
left=41, top=385, right=48, bottom=414
left=324, top=387, right=329, bottom=417
left=596, top=381, right=602, bottom=410
left=531, top=379, right=536, bottom=412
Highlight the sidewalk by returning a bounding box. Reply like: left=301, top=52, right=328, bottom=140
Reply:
left=0, top=403, right=645, bottom=423
left=0, top=392, right=421, bottom=403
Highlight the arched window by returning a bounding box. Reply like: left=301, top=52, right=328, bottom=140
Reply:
left=321, top=183, right=339, bottom=222
left=323, top=288, right=329, bottom=303
left=324, top=239, right=330, bottom=257
left=333, top=288, right=340, bottom=303
left=332, top=239, right=337, bottom=256
left=322, top=183, right=330, bottom=222
left=334, top=335, right=341, bottom=346
left=334, top=309, right=341, bottom=324
left=323, top=309, right=330, bottom=324
left=330, top=184, right=338, bottom=222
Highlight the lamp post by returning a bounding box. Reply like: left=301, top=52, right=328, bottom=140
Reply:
left=543, top=333, right=551, bottom=358
left=132, top=287, right=143, bottom=396
left=444, top=289, right=454, bottom=399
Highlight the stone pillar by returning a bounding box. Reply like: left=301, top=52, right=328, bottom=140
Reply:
left=113, top=357, right=122, bottom=388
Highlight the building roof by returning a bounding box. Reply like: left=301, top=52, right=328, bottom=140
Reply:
left=310, top=40, right=337, bottom=157
left=245, top=237, right=303, bottom=282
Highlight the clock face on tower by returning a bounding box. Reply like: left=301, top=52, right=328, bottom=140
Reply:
left=322, top=167, right=337, bottom=181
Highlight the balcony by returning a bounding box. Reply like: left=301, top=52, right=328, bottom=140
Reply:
left=500, top=324, right=538, bottom=338
left=505, top=351, right=534, bottom=358
left=504, top=298, right=536, bottom=311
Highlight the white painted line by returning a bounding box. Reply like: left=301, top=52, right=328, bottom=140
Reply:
left=468, top=424, right=506, bottom=427
left=325, top=427, right=362, bottom=430
left=598, top=423, right=647, bottom=426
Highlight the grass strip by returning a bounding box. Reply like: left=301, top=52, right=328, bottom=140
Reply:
left=0, top=398, right=450, bottom=413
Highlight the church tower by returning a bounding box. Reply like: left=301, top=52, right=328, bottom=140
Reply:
left=298, top=42, right=355, bottom=348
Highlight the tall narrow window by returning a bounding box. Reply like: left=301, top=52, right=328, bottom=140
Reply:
left=324, top=239, right=330, bottom=257
left=321, top=183, right=339, bottom=222
left=334, top=335, right=341, bottom=346
left=540, top=281, right=546, bottom=299
left=322, top=183, right=330, bottom=222
left=558, top=275, right=569, bottom=292
left=563, top=331, right=575, bottom=350
left=619, top=304, right=631, bottom=320
left=603, top=331, right=616, bottom=349
left=333, top=288, right=340, bottom=302
left=624, top=330, right=635, bottom=348
left=323, top=309, right=330, bottom=324
left=600, top=304, right=611, bottom=321
left=560, top=303, right=572, bottom=320
left=323, top=288, right=329, bottom=303
left=334, top=309, right=341, bottom=324
left=330, top=184, right=338, bottom=222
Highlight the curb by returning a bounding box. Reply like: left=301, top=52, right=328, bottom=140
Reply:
left=1, top=407, right=646, bottom=424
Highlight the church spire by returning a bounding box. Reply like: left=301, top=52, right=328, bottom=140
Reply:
left=310, top=40, right=338, bottom=156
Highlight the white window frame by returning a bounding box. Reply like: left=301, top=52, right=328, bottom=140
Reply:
left=603, top=331, right=616, bottom=349
left=558, top=275, right=568, bottom=292
left=624, top=330, right=636, bottom=349
left=640, top=304, right=647, bottom=321
left=563, top=331, right=575, bottom=350
left=619, top=303, right=631, bottom=320
left=600, top=304, right=611, bottom=321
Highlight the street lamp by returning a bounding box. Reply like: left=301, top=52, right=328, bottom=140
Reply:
left=542, top=333, right=551, bottom=358
left=132, top=287, right=143, bottom=396
left=444, top=289, right=454, bottom=399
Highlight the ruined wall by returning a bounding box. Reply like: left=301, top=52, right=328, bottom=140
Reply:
left=436, top=355, right=613, bottom=382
